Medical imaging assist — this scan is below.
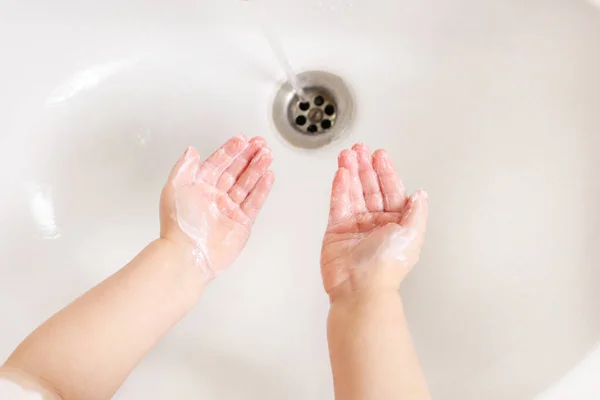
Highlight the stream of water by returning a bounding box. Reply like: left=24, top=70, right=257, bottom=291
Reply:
left=250, top=0, right=306, bottom=100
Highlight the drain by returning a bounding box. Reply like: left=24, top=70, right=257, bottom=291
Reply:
left=272, top=71, right=355, bottom=149
left=290, top=88, right=337, bottom=135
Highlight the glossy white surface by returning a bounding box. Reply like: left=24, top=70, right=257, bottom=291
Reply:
left=537, top=345, right=600, bottom=399
left=1, top=1, right=599, bottom=399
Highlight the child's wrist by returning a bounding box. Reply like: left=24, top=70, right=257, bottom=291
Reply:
left=325, top=262, right=402, bottom=305
left=328, top=288, right=405, bottom=327
left=328, top=283, right=401, bottom=307
left=154, top=237, right=211, bottom=290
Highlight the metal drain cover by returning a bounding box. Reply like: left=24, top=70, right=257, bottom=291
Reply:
left=272, top=71, right=355, bottom=149
left=292, top=88, right=337, bottom=134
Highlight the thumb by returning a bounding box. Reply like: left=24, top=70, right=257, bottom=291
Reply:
left=400, top=190, right=429, bottom=237
left=167, top=146, right=200, bottom=186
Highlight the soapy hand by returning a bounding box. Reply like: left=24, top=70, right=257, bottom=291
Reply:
left=160, top=136, right=274, bottom=282
left=321, top=143, right=429, bottom=299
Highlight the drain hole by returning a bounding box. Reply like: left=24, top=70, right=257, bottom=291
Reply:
left=295, top=116, right=307, bottom=126
left=289, top=89, right=336, bottom=136
left=272, top=70, right=355, bottom=149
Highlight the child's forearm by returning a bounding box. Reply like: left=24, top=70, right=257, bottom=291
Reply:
left=2, top=238, right=204, bottom=400
left=327, top=290, right=431, bottom=400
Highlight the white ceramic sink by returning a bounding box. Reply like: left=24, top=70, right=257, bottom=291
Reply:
left=1, top=1, right=600, bottom=399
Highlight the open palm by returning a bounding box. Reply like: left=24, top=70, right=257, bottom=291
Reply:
left=160, top=136, right=274, bottom=282
left=321, top=144, right=429, bottom=297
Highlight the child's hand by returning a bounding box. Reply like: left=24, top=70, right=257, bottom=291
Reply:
left=160, top=136, right=274, bottom=282
left=321, top=143, right=428, bottom=300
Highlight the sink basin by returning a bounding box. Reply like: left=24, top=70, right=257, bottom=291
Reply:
left=1, top=1, right=599, bottom=398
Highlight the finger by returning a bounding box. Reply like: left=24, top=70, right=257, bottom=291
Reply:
left=328, top=167, right=352, bottom=224
left=373, top=149, right=407, bottom=212
left=241, top=170, right=275, bottom=223
left=207, top=185, right=250, bottom=226
left=353, top=143, right=384, bottom=212
left=167, top=146, right=200, bottom=186
left=216, top=137, right=267, bottom=192
left=400, top=190, right=429, bottom=237
left=338, top=149, right=367, bottom=213
left=229, top=147, right=274, bottom=204
left=215, top=190, right=243, bottom=220
left=196, top=135, right=249, bottom=184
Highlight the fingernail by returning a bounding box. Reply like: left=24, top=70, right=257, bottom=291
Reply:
left=258, top=146, right=271, bottom=157
left=265, top=170, right=275, bottom=184
left=184, top=146, right=192, bottom=157
left=252, top=147, right=271, bottom=164
left=409, top=190, right=427, bottom=204
left=380, top=152, right=392, bottom=169
left=250, top=136, right=266, bottom=145
left=233, top=136, right=248, bottom=150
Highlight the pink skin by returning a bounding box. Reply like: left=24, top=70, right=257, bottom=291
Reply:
left=160, top=136, right=275, bottom=282
left=321, top=143, right=429, bottom=300
left=0, top=136, right=275, bottom=400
